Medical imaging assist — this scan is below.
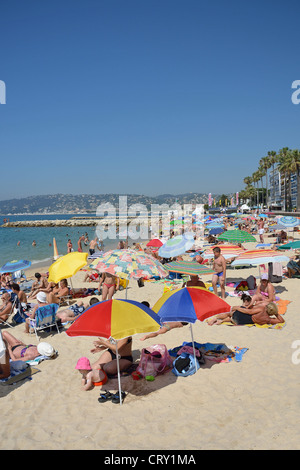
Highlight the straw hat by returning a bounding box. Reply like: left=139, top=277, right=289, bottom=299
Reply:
left=37, top=342, right=55, bottom=357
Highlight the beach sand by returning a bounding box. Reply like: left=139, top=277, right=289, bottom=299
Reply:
left=1, top=235, right=300, bottom=450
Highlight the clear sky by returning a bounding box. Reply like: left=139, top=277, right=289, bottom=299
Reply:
left=1, top=0, right=300, bottom=200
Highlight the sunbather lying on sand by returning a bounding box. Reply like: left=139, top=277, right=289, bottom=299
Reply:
left=208, top=296, right=284, bottom=326
left=56, top=297, right=99, bottom=323
left=2, top=330, right=55, bottom=361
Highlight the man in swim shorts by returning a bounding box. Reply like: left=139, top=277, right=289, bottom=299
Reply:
left=212, top=247, right=226, bottom=299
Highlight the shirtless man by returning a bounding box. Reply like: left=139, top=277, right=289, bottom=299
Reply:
left=89, top=237, right=101, bottom=256
left=47, top=279, right=70, bottom=304
left=28, top=273, right=48, bottom=299
left=183, top=275, right=206, bottom=288
left=212, top=247, right=226, bottom=299
left=258, top=218, right=265, bottom=243
left=0, top=293, right=13, bottom=323
left=77, top=236, right=85, bottom=253
left=11, top=283, right=27, bottom=305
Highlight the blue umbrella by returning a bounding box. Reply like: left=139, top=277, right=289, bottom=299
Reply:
left=0, top=260, right=31, bottom=273
left=209, top=228, right=224, bottom=235
left=278, top=216, right=299, bottom=227
left=158, top=233, right=195, bottom=258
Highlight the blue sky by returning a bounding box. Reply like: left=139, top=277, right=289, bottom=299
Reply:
left=0, top=0, right=300, bottom=200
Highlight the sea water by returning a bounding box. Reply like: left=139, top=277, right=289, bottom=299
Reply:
left=0, top=213, right=147, bottom=268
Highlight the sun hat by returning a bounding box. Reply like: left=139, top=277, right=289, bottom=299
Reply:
left=261, top=273, right=268, bottom=280
left=37, top=292, right=47, bottom=303
left=37, top=342, right=55, bottom=357
left=75, top=357, right=92, bottom=370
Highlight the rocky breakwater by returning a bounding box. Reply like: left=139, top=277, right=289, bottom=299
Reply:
left=0, top=217, right=160, bottom=228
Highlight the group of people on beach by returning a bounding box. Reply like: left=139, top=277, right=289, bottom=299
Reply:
left=0, top=212, right=296, bottom=395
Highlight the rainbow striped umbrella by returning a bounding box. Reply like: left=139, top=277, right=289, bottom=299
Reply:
left=91, top=249, right=168, bottom=280
left=231, top=249, right=289, bottom=266
left=163, top=260, right=215, bottom=276
left=203, top=244, right=245, bottom=260
left=218, top=230, right=256, bottom=243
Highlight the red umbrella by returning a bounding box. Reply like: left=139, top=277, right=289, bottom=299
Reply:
left=146, top=238, right=163, bottom=248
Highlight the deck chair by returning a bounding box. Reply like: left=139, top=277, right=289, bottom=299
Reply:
left=59, top=287, right=73, bottom=307
left=29, top=303, right=60, bottom=340
left=0, top=296, right=17, bottom=328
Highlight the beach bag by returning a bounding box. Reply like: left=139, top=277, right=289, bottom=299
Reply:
left=136, top=344, right=173, bottom=378
left=172, top=352, right=200, bottom=377
left=246, top=275, right=256, bottom=290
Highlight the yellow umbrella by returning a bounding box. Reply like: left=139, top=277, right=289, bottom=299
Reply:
left=48, top=252, right=88, bottom=283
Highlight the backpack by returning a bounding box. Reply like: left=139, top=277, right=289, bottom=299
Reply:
left=172, top=352, right=200, bottom=377
left=136, top=344, right=173, bottom=378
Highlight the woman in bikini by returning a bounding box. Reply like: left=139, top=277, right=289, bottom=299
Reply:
left=1, top=330, right=40, bottom=361
left=90, top=336, right=133, bottom=375
left=98, top=272, right=120, bottom=301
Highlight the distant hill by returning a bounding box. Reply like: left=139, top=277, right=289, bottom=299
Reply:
left=0, top=193, right=228, bottom=214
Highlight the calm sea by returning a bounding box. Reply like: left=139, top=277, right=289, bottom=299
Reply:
left=0, top=213, right=147, bottom=268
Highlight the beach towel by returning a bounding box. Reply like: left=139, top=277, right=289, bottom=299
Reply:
left=275, top=299, right=291, bottom=316
left=0, top=361, right=40, bottom=386
left=219, top=321, right=286, bottom=330
left=168, top=341, right=248, bottom=363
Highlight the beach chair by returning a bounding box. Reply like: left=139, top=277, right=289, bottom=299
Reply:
left=0, top=296, right=17, bottom=328
left=59, top=287, right=73, bottom=307
left=28, top=303, right=60, bottom=340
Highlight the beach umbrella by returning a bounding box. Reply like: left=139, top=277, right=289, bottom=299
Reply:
left=231, top=249, right=290, bottom=266
left=0, top=259, right=31, bottom=274
left=218, top=230, right=256, bottom=243
left=158, top=233, right=195, bottom=258
left=146, top=238, right=163, bottom=248
left=92, top=249, right=168, bottom=280
left=48, top=251, right=88, bottom=283
left=66, top=299, right=161, bottom=405
left=153, top=287, right=231, bottom=371
left=209, top=228, right=224, bottom=235
left=277, top=240, right=300, bottom=250
left=278, top=216, right=299, bottom=227
left=163, top=260, right=215, bottom=276
left=202, top=245, right=244, bottom=260
left=92, top=249, right=168, bottom=298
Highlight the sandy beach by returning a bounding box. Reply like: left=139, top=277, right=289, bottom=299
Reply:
left=1, top=234, right=300, bottom=451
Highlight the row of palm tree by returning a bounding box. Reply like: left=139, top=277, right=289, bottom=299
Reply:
left=240, top=147, right=300, bottom=211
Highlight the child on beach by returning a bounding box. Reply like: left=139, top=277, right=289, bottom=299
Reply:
left=75, top=357, right=108, bottom=391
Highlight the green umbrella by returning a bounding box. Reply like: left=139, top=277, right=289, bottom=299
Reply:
left=277, top=240, right=300, bottom=250
left=218, top=230, right=256, bottom=243
left=163, top=260, right=215, bottom=276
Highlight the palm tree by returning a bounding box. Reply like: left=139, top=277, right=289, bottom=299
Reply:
left=257, top=167, right=265, bottom=207
left=288, top=149, right=300, bottom=211
left=252, top=170, right=260, bottom=207
left=267, top=150, right=278, bottom=206
left=259, top=156, right=271, bottom=209
left=243, top=176, right=253, bottom=187
left=278, top=147, right=292, bottom=211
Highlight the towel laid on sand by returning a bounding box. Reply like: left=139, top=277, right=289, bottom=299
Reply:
left=168, top=341, right=248, bottom=363
left=0, top=361, right=40, bottom=385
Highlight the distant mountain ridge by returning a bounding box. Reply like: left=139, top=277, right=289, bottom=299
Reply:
left=0, top=193, right=226, bottom=214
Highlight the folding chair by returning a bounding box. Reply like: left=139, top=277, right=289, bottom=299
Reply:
left=28, top=303, right=60, bottom=340
left=59, top=287, right=73, bottom=307
left=0, top=296, right=17, bottom=328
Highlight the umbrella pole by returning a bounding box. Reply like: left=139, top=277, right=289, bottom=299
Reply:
left=115, top=341, right=123, bottom=406
left=189, top=323, right=199, bottom=372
